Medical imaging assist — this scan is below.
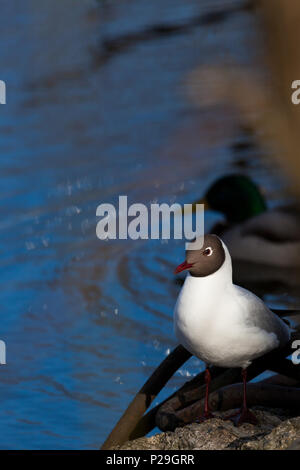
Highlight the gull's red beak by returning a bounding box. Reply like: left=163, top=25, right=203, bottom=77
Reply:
left=174, top=261, right=193, bottom=275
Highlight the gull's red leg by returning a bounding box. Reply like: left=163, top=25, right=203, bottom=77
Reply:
left=230, top=369, right=258, bottom=426
left=198, top=367, right=214, bottom=422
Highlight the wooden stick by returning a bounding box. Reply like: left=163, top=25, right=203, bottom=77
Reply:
left=128, top=365, right=224, bottom=440
left=102, top=330, right=300, bottom=447
left=271, top=309, right=300, bottom=317
left=156, top=335, right=299, bottom=431
left=270, top=357, right=300, bottom=382
left=101, top=345, right=191, bottom=449
left=174, top=382, right=300, bottom=425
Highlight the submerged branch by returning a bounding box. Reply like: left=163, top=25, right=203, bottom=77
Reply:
left=94, top=1, right=254, bottom=66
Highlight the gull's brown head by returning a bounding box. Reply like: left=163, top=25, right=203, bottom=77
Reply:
left=174, top=234, right=225, bottom=277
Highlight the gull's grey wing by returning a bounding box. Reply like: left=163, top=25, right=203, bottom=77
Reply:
left=235, top=286, right=291, bottom=348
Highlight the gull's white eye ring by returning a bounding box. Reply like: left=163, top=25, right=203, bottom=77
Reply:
left=203, top=247, right=213, bottom=256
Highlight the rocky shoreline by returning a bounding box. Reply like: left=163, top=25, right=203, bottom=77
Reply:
left=115, top=408, right=300, bottom=450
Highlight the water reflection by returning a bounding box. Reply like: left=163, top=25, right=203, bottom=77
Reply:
left=0, top=0, right=299, bottom=449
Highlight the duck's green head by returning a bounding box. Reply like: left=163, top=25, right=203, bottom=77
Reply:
left=203, top=174, right=267, bottom=224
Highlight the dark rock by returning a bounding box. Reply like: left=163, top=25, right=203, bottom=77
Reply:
left=115, top=409, right=300, bottom=450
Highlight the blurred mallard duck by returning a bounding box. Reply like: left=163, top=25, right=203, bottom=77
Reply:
left=195, top=174, right=300, bottom=268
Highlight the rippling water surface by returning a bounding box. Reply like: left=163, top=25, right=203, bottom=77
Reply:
left=0, top=0, right=299, bottom=449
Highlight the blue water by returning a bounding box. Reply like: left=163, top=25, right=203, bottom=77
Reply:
left=0, top=0, right=298, bottom=449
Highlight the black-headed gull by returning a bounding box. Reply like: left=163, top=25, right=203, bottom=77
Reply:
left=174, top=234, right=290, bottom=425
